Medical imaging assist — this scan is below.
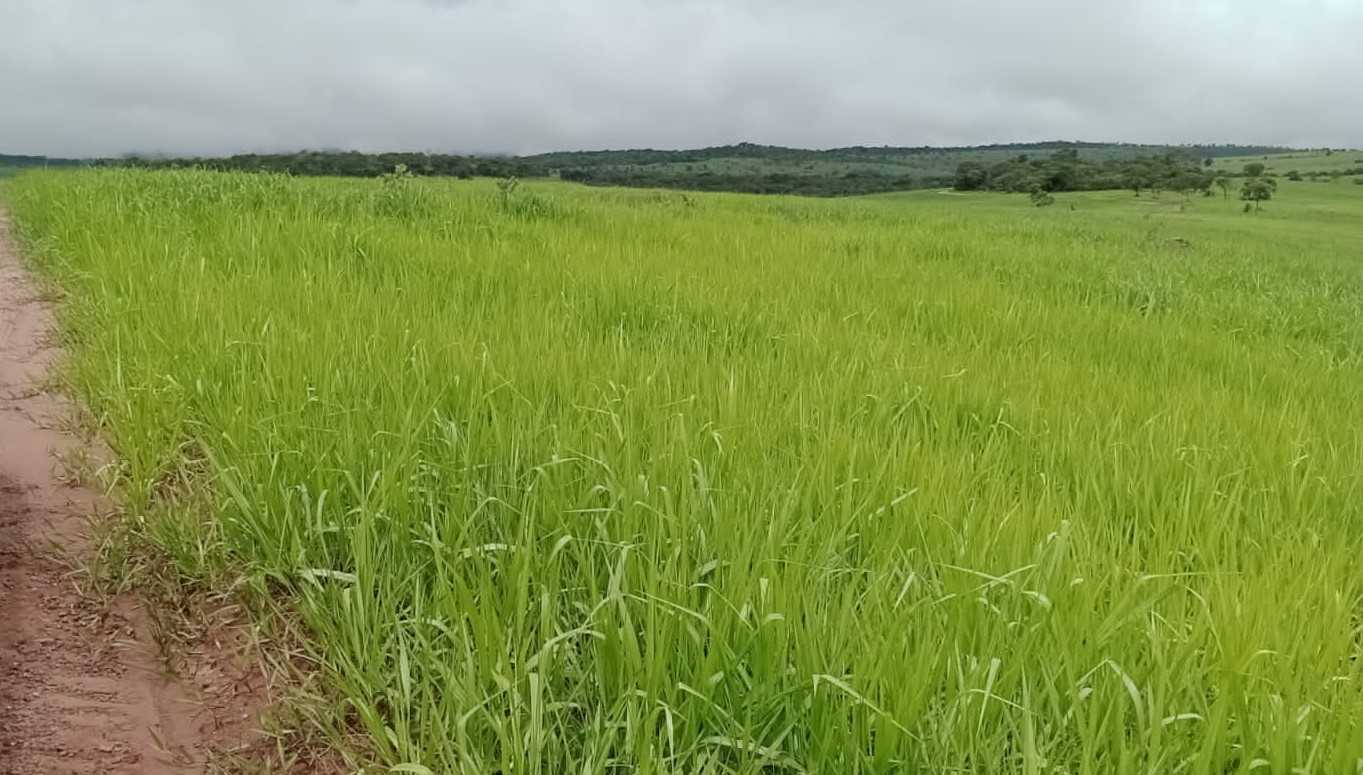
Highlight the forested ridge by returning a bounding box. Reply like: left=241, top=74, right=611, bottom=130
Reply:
left=1, top=142, right=1317, bottom=196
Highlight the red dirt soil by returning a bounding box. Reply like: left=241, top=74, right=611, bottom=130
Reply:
left=0, top=208, right=251, bottom=773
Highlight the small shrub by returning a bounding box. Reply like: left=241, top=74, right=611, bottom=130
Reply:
left=380, top=163, right=416, bottom=186
left=496, top=176, right=520, bottom=206
left=1029, top=189, right=1056, bottom=207
left=502, top=191, right=566, bottom=221
left=493, top=178, right=570, bottom=222
left=373, top=164, right=435, bottom=219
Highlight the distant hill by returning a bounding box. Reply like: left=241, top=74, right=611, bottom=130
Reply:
left=5, top=141, right=1312, bottom=196
left=0, top=154, right=88, bottom=179
left=0, top=154, right=86, bottom=167
left=531, top=141, right=1301, bottom=196
left=522, top=141, right=1295, bottom=169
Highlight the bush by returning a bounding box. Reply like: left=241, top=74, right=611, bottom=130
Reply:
left=953, top=162, right=988, bottom=191
left=494, top=178, right=571, bottom=222
left=372, top=164, right=436, bottom=220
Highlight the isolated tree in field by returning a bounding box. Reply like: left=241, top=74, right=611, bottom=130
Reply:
left=1241, top=177, right=1275, bottom=211
left=1215, top=174, right=1232, bottom=199
left=1243, top=162, right=1266, bottom=177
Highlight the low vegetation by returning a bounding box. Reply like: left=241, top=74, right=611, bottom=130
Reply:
left=8, top=168, right=1363, bottom=772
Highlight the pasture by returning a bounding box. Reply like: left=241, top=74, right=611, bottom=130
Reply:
left=7, top=168, right=1363, bottom=772
left=1213, top=149, right=1363, bottom=177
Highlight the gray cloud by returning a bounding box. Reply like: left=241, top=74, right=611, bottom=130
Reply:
left=2, top=0, right=1359, bottom=157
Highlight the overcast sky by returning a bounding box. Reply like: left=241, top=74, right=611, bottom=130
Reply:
left=3, top=0, right=1360, bottom=158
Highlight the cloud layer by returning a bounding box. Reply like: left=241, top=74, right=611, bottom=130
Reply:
left=3, top=0, right=1360, bottom=157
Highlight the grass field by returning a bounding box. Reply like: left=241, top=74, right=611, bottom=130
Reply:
left=7, top=169, right=1363, bottom=772
left=1213, top=150, right=1363, bottom=176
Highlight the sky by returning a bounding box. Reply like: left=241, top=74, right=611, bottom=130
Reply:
left=3, top=0, right=1360, bottom=158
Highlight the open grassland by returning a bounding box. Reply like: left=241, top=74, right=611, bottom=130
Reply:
left=8, top=169, right=1363, bottom=772
left=1214, top=150, right=1363, bottom=176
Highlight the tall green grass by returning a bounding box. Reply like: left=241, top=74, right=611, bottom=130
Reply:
left=9, top=169, right=1363, bottom=772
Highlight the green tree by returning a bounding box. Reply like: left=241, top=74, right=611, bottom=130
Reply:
left=1243, top=162, right=1266, bottom=177
left=953, top=162, right=989, bottom=191
left=1215, top=174, right=1232, bottom=200
left=1241, top=177, right=1275, bottom=211
left=1171, top=172, right=1212, bottom=200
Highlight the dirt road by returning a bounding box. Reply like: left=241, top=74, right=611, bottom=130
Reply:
left=0, top=209, right=205, bottom=773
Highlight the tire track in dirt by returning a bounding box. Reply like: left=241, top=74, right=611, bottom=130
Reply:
left=0, top=208, right=205, bottom=773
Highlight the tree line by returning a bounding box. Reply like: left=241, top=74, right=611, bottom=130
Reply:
left=110, top=145, right=1293, bottom=199
left=6, top=142, right=1335, bottom=201
left=954, top=149, right=1217, bottom=195
left=0, top=154, right=85, bottom=168
left=109, top=151, right=533, bottom=179
left=1282, top=165, right=1363, bottom=182
left=522, top=141, right=1296, bottom=169
left=559, top=167, right=948, bottom=197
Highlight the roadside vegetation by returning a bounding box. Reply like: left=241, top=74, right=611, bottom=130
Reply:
left=7, top=168, right=1363, bottom=772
